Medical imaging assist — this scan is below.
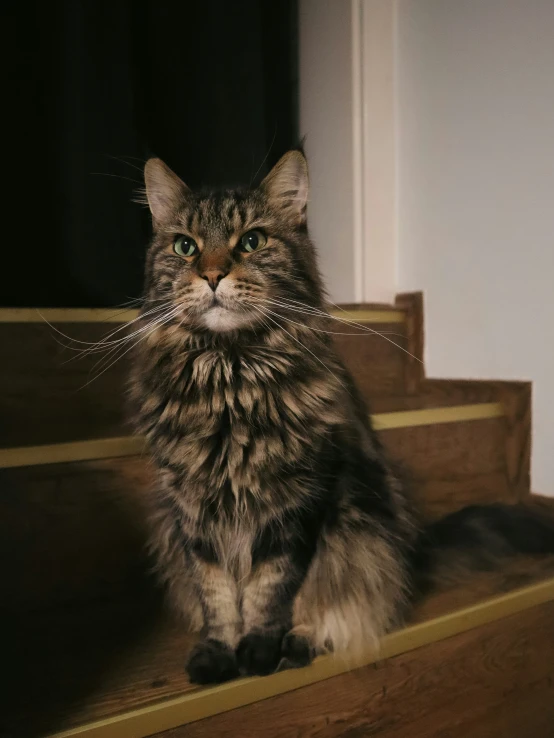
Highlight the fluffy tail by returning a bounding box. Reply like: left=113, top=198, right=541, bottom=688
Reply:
left=412, top=502, right=554, bottom=594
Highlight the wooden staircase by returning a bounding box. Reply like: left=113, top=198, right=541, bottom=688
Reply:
left=1, top=294, right=553, bottom=738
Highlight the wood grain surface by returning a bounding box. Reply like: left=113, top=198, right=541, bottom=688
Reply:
left=423, top=379, right=532, bottom=501
left=396, top=291, right=425, bottom=394
left=3, top=557, right=554, bottom=738
left=333, top=322, right=409, bottom=400
left=0, top=322, right=131, bottom=447
left=160, top=599, right=554, bottom=738
left=381, top=416, right=514, bottom=517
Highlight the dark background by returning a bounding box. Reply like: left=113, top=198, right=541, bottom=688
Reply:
left=2, top=0, right=298, bottom=307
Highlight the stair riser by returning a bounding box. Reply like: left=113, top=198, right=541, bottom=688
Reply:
left=1, top=323, right=130, bottom=448
left=333, top=323, right=409, bottom=399
left=0, top=319, right=409, bottom=448
left=0, top=458, right=152, bottom=611
left=381, top=415, right=516, bottom=517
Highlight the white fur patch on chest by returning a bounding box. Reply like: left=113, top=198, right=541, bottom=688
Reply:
left=202, top=307, right=255, bottom=332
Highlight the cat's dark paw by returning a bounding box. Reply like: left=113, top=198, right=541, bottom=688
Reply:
left=186, top=639, right=239, bottom=684
left=236, top=630, right=284, bottom=676
left=278, top=632, right=315, bottom=671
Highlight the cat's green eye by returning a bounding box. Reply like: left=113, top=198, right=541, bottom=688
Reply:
left=174, top=235, right=198, bottom=258
left=238, top=230, right=267, bottom=253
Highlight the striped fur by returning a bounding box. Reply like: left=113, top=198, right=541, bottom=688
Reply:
left=129, top=151, right=554, bottom=684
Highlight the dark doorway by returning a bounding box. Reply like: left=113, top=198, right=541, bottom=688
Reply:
left=2, top=0, right=298, bottom=307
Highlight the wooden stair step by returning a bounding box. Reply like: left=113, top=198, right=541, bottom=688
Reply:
left=3, top=556, right=554, bottom=738
left=0, top=305, right=410, bottom=448
left=0, top=401, right=522, bottom=612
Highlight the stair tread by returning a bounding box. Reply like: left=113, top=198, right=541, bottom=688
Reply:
left=4, top=555, right=554, bottom=738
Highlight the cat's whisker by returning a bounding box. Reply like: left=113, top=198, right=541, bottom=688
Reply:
left=87, top=304, right=182, bottom=371
left=86, top=302, right=174, bottom=349
left=251, top=297, right=331, bottom=320
left=104, top=154, right=146, bottom=175
left=250, top=297, right=423, bottom=365
left=90, top=172, right=144, bottom=185
left=86, top=340, right=130, bottom=378
left=247, top=297, right=405, bottom=337
left=81, top=305, right=184, bottom=388
left=247, top=301, right=403, bottom=340
left=250, top=305, right=346, bottom=388
left=97, top=305, right=142, bottom=322
left=85, top=315, right=168, bottom=378
left=249, top=126, right=277, bottom=187
left=132, top=188, right=150, bottom=206
left=60, top=321, right=164, bottom=364
left=84, top=309, right=178, bottom=374
left=39, top=302, right=168, bottom=350
left=41, top=302, right=175, bottom=365
left=82, top=308, right=172, bottom=355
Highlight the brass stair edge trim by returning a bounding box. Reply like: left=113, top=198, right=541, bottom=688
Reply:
left=0, top=308, right=141, bottom=324
left=0, top=437, right=144, bottom=470
left=0, top=307, right=406, bottom=324
left=372, top=402, right=504, bottom=430
left=0, top=403, right=504, bottom=469
left=46, top=576, right=554, bottom=738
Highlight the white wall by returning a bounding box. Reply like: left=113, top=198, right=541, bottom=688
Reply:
left=396, top=0, right=554, bottom=494
left=299, top=0, right=358, bottom=302
left=299, top=0, right=397, bottom=304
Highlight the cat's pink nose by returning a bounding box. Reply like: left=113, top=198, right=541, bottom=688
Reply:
left=201, top=269, right=228, bottom=292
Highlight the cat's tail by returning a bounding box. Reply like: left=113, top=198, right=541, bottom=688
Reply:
left=411, top=501, right=554, bottom=594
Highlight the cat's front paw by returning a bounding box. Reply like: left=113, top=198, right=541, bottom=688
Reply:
left=236, top=630, right=284, bottom=676
left=186, top=639, right=239, bottom=684
left=278, top=631, right=315, bottom=671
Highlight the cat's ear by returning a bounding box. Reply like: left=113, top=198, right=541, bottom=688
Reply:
left=144, top=158, right=190, bottom=225
left=261, top=150, right=309, bottom=224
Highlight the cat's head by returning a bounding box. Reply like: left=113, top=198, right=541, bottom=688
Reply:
left=142, top=150, right=324, bottom=333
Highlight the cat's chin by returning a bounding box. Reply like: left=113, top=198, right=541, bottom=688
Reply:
left=201, top=306, right=255, bottom=333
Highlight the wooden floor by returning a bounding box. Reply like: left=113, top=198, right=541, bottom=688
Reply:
left=3, top=556, right=554, bottom=738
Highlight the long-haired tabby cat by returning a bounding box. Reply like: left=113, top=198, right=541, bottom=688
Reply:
left=130, top=149, right=554, bottom=684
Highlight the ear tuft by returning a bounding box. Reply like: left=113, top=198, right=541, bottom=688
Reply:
left=261, top=150, right=309, bottom=223
left=144, top=158, right=189, bottom=225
